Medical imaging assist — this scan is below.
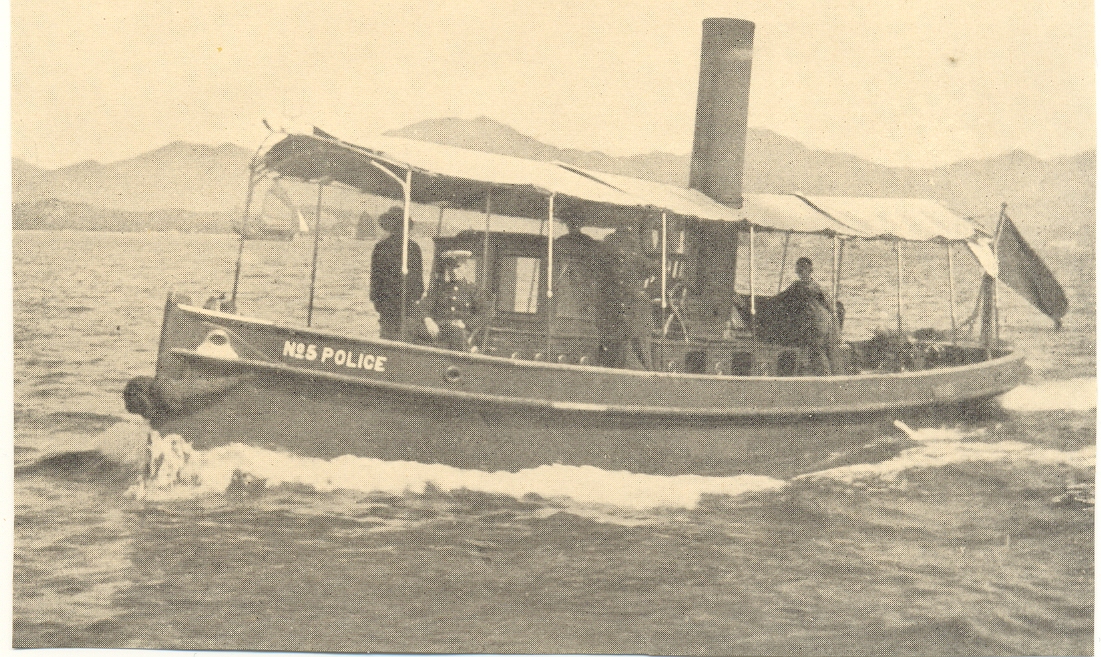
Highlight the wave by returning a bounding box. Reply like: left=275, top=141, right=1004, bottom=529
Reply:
left=43, top=410, right=129, bottom=424
left=16, top=449, right=136, bottom=484
left=85, top=420, right=1095, bottom=513
left=129, top=430, right=787, bottom=511
left=16, top=419, right=155, bottom=482
left=118, top=415, right=1092, bottom=512
left=798, top=422, right=1095, bottom=486
left=1000, top=377, right=1097, bottom=412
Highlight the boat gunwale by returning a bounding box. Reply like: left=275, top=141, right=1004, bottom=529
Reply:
left=167, top=347, right=1021, bottom=418
left=176, top=302, right=1026, bottom=384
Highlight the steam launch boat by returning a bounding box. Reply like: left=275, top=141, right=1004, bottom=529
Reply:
left=124, top=19, right=1065, bottom=476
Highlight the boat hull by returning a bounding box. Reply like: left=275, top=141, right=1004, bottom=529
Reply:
left=130, top=298, right=1030, bottom=477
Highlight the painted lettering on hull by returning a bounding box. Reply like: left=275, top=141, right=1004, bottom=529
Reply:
left=282, top=341, right=388, bottom=372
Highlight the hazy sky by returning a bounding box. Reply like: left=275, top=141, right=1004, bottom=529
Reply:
left=11, top=0, right=1096, bottom=169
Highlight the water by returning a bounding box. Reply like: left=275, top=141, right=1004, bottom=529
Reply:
left=13, top=229, right=1096, bottom=655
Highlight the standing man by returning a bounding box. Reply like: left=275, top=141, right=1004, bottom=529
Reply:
left=371, top=206, right=424, bottom=340
left=597, top=225, right=656, bottom=370
left=553, top=215, right=601, bottom=323
left=780, top=256, right=836, bottom=374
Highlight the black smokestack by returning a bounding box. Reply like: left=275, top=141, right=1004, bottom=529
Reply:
left=688, top=18, right=755, bottom=208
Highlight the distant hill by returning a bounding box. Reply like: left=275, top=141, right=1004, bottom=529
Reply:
left=13, top=141, right=253, bottom=213
left=12, top=197, right=239, bottom=233
left=13, top=117, right=1094, bottom=253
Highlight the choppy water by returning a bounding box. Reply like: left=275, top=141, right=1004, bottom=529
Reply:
left=13, top=229, right=1096, bottom=655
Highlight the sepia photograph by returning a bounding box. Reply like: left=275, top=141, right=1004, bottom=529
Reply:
left=11, top=1, right=1095, bottom=654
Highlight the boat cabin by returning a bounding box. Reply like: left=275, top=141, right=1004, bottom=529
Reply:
left=417, top=224, right=1002, bottom=377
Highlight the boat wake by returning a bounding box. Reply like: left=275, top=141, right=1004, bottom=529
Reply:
left=127, top=428, right=788, bottom=512
left=999, top=377, right=1097, bottom=412
left=52, top=419, right=1092, bottom=515
left=798, top=421, right=1095, bottom=504
left=15, top=419, right=156, bottom=485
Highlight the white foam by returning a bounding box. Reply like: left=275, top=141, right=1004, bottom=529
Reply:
left=1000, top=377, right=1097, bottom=412
left=92, top=419, right=155, bottom=466
left=128, top=432, right=788, bottom=510
left=800, top=437, right=1095, bottom=485
left=893, top=420, right=981, bottom=442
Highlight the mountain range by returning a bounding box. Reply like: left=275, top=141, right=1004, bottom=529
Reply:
left=13, top=116, right=1094, bottom=249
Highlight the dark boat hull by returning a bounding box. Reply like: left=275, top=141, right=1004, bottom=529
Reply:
left=131, top=298, right=1030, bottom=477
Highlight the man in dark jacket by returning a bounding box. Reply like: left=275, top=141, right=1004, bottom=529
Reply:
left=371, top=206, right=424, bottom=340
left=779, top=257, right=835, bottom=374
left=597, top=226, right=656, bottom=370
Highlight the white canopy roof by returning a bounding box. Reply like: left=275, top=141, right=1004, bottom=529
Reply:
left=798, top=195, right=979, bottom=241
left=258, top=129, right=986, bottom=244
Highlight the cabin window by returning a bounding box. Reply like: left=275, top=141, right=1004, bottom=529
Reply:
left=496, top=256, right=542, bottom=314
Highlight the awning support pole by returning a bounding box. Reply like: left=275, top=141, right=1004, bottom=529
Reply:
left=229, top=169, right=259, bottom=305
left=837, top=237, right=846, bottom=300
left=749, top=225, right=756, bottom=324
left=435, top=205, right=445, bottom=237
left=831, top=235, right=840, bottom=318
left=306, top=181, right=325, bottom=327
left=947, top=243, right=958, bottom=345
left=661, top=212, right=668, bottom=313
left=776, top=230, right=791, bottom=294
left=659, top=211, right=668, bottom=366
left=895, top=240, right=904, bottom=338
left=749, top=225, right=758, bottom=371
left=399, top=168, right=413, bottom=340
left=481, top=189, right=493, bottom=294
left=831, top=235, right=843, bottom=350
left=546, top=194, right=555, bottom=358
left=748, top=224, right=757, bottom=371
left=367, top=160, right=414, bottom=340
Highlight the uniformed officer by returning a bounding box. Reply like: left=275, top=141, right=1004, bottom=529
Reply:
left=426, top=250, right=485, bottom=351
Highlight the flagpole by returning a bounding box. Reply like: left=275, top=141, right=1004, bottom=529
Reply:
left=993, top=203, right=1007, bottom=351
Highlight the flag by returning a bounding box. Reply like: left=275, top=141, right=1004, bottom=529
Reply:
left=996, top=213, right=1069, bottom=327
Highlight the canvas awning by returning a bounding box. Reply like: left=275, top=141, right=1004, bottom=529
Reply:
left=260, top=130, right=649, bottom=223
left=798, top=195, right=979, bottom=242
left=258, top=129, right=986, bottom=244
left=552, top=163, right=984, bottom=242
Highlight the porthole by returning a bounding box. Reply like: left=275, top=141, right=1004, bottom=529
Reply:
left=443, top=366, right=462, bottom=383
